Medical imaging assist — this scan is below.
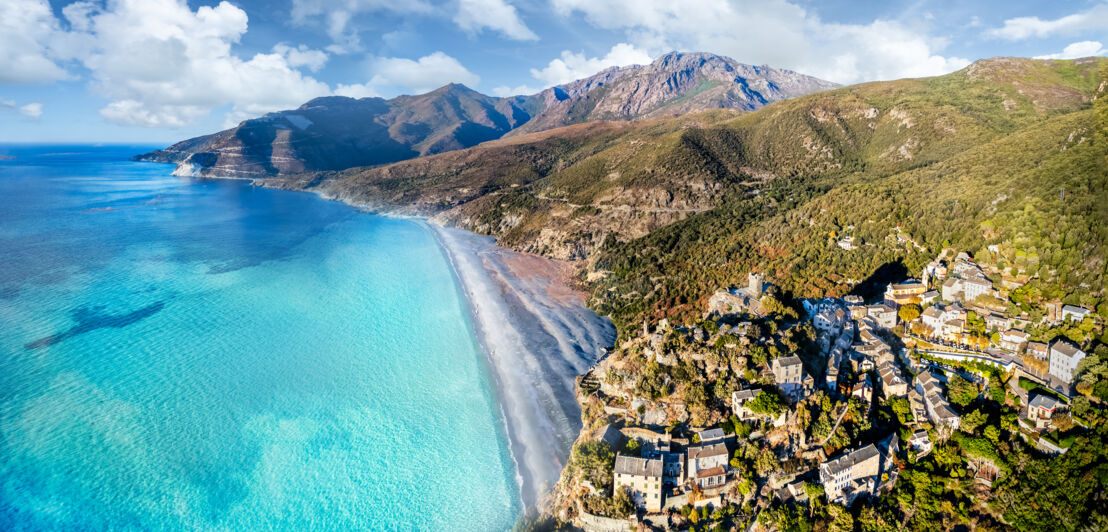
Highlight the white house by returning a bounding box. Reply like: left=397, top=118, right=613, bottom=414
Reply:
left=686, top=443, right=729, bottom=489
left=1049, top=340, right=1087, bottom=385
left=1061, top=305, right=1092, bottom=322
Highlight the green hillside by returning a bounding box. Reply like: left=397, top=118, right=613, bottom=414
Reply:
left=272, top=57, right=1107, bottom=336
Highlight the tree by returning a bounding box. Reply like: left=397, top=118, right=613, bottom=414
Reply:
left=748, top=390, right=784, bottom=415
left=947, top=374, right=978, bottom=408
left=961, top=409, right=987, bottom=434
left=611, top=487, right=635, bottom=518
left=898, top=303, right=922, bottom=323
left=569, top=441, right=615, bottom=490
left=983, top=425, right=1001, bottom=444
left=1051, top=412, right=1075, bottom=432
left=829, top=504, right=854, bottom=532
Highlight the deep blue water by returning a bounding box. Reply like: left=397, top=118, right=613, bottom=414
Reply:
left=0, top=145, right=520, bottom=530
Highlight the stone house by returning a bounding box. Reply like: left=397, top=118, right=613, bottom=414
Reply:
left=614, top=454, right=664, bottom=512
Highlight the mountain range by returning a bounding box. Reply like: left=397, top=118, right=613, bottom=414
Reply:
left=134, top=52, right=837, bottom=177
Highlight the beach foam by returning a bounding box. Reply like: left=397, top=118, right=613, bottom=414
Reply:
left=431, top=225, right=616, bottom=509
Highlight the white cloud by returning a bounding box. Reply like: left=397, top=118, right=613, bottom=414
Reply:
left=1034, top=40, right=1108, bottom=60
left=550, top=0, right=970, bottom=84
left=1, top=99, right=45, bottom=119
left=455, top=0, right=538, bottom=41
left=19, top=103, right=44, bottom=119
left=988, top=4, right=1108, bottom=41
left=367, top=52, right=480, bottom=94
left=333, top=83, right=381, bottom=98
left=289, top=0, right=431, bottom=50
left=492, top=84, right=543, bottom=96
left=273, top=43, right=329, bottom=72
left=0, top=0, right=73, bottom=83
left=530, top=43, right=652, bottom=86
left=3, top=0, right=335, bottom=128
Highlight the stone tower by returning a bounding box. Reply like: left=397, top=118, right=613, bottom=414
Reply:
left=748, top=272, right=764, bottom=298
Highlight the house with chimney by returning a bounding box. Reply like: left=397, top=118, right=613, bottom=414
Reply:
left=731, top=388, right=762, bottom=421
left=614, top=454, right=664, bottom=512
left=686, top=442, right=729, bottom=490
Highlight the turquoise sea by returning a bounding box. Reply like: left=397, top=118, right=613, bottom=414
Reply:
left=0, top=145, right=521, bottom=530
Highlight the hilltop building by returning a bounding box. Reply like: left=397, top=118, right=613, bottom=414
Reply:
left=709, top=272, right=767, bottom=317
left=773, top=355, right=813, bottom=401
left=614, top=454, right=664, bottom=512
left=819, top=435, right=899, bottom=504
left=884, top=280, right=927, bottom=307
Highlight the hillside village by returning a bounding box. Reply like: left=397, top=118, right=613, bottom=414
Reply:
left=549, top=248, right=1105, bottom=532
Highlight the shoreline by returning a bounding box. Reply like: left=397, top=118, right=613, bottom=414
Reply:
left=428, top=223, right=616, bottom=512
left=158, top=164, right=617, bottom=512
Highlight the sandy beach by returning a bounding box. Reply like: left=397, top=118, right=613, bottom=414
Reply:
left=429, top=224, right=615, bottom=510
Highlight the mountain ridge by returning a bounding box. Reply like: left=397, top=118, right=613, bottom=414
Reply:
left=134, top=52, right=837, bottom=178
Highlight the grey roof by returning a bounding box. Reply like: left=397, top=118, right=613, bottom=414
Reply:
left=931, top=400, right=960, bottom=421
left=1062, top=304, right=1091, bottom=315
left=1050, top=340, right=1085, bottom=359
left=697, top=428, right=725, bottom=442
left=732, top=388, right=760, bottom=402
left=1028, top=394, right=1062, bottom=411
left=775, top=355, right=803, bottom=367
left=614, top=454, right=663, bottom=477
left=821, top=444, right=879, bottom=477
left=687, top=442, right=728, bottom=461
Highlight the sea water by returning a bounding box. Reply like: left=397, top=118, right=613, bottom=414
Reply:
left=0, top=145, right=520, bottom=530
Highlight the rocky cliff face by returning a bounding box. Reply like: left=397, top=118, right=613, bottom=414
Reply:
left=136, top=52, right=836, bottom=178
left=509, top=51, right=839, bottom=135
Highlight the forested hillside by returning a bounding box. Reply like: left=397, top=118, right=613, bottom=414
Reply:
left=270, top=56, right=1106, bottom=338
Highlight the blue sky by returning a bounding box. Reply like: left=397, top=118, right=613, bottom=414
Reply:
left=1, top=0, right=1106, bottom=143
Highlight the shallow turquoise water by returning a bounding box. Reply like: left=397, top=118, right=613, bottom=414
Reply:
left=0, top=146, right=520, bottom=530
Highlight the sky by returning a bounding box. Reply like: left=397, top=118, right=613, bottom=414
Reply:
left=1, top=0, right=1106, bottom=143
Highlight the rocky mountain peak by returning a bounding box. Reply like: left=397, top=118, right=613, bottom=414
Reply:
left=135, top=51, right=838, bottom=178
